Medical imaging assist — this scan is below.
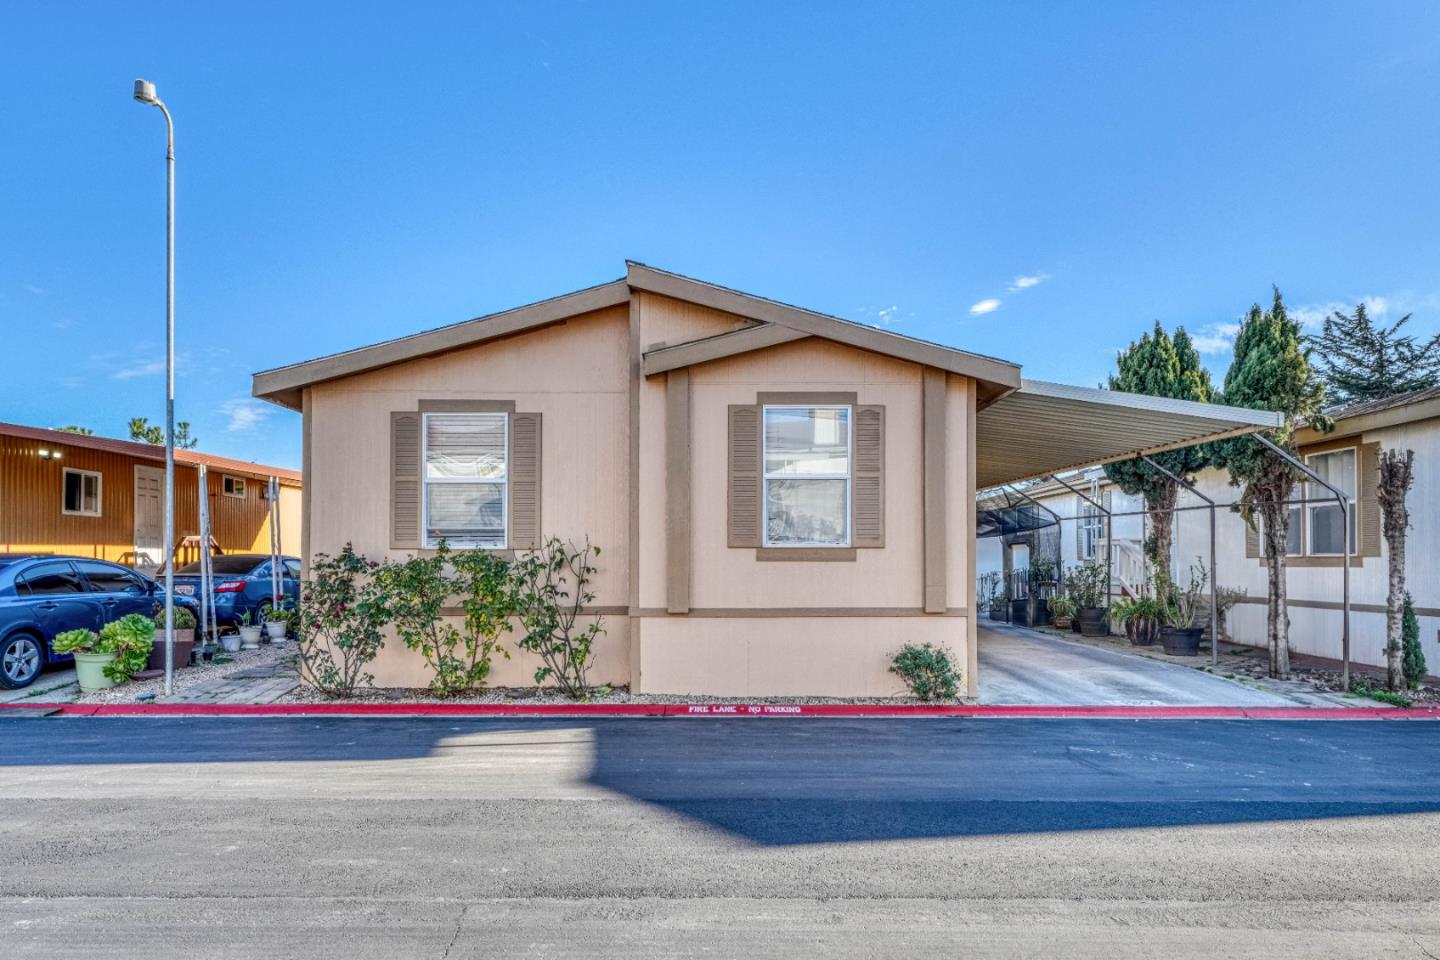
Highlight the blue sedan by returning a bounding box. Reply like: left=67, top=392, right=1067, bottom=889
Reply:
left=0, top=555, right=200, bottom=690
left=169, top=554, right=301, bottom=629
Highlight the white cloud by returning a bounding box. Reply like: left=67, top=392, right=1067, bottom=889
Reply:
left=1190, top=322, right=1241, bottom=355
left=24, top=283, right=46, bottom=295
left=111, top=358, right=167, bottom=380
left=969, top=298, right=1001, bottom=316
left=1291, top=295, right=1393, bottom=331
left=875, top=305, right=901, bottom=326
left=1008, top=274, right=1049, bottom=292
left=221, top=397, right=274, bottom=432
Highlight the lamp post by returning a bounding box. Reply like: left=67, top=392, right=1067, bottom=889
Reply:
left=133, top=78, right=176, bottom=696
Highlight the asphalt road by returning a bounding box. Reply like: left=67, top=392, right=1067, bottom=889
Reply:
left=3, top=716, right=1439, bottom=958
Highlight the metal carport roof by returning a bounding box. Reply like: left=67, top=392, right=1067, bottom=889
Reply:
left=976, top=380, right=1283, bottom=489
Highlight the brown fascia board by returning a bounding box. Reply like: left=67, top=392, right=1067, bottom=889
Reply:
left=251, top=278, right=631, bottom=410
left=1293, top=393, right=1440, bottom=446
left=626, top=262, right=1023, bottom=395
left=641, top=323, right=812, bottom=376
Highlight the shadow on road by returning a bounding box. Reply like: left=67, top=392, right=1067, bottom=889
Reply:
left=5, top=716, right=1439, bottom=845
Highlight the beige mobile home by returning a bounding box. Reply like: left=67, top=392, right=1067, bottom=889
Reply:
left=253, top=262, right=1277, bottom=697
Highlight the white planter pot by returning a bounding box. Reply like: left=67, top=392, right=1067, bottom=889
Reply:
left=221, top=632, right=243, bottom=654
left=238, top=626, right=263, bottom=650
left=264, top=621, right=288, bottom=642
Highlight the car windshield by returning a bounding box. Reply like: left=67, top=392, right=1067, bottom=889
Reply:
left=175, top=556, right=264, bottom=575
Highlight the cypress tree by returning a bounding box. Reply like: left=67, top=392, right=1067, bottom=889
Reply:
left=1103, top=323, right=1214, bottom=582
left=1210, top=289, right=1330, bottom=679
left=1309, top=303, right=1440, bottom=406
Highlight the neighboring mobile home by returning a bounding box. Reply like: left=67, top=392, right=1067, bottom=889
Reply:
left=253, top=262, right=1277, bottom=697
left=976, top=386, right=1440, bottom=674
left=0, top=422, right=301, bottom=574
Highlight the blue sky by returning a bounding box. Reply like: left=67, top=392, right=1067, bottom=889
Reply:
left=4, top=1, right=1438, bottom=469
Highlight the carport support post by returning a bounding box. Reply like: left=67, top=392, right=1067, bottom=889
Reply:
left=1140, top=457, right=1218, bottom=668
left=1254, top=435, right=1351, bottom=689
left=1046, top=474, right=1113, bottom=611
left=196, top=464, right=211, bottom=648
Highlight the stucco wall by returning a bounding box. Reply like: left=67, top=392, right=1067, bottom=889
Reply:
left=306, top=303, right=632, bottom=688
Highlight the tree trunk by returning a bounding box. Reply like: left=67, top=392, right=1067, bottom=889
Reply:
left=1145, top=482, right=1178, bottom=584
left=1256, top=472, right=1293, bottom=680
left=1377, top=449, right=1415, bottom=691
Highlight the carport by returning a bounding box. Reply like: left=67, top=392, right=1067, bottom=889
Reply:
left=974, top=380, right=1293, bottom=695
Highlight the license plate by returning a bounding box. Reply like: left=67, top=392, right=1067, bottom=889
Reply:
left=175, top=585, right=195, bottom=596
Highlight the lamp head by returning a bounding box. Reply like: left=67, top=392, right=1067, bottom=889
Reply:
left=133, top=79, right=159, bottom=105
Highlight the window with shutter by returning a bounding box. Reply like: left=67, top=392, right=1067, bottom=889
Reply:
left=762, top=404, right=851, bottom=547
left=422, top=412, right=508, bottom=548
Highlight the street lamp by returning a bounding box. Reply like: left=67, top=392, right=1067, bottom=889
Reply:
left=133, top=78, right=177, bottom=696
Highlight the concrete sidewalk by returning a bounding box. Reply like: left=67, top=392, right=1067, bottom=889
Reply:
left=977, top=622, right=1369, bottom=707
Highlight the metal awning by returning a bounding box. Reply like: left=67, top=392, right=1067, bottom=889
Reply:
left=976, top=380, right=1283, bottom=489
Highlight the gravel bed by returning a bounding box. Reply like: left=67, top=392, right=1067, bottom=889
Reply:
left=279, top=685, right=961, bottom=706
left=74, top=640, right=298, bottom=704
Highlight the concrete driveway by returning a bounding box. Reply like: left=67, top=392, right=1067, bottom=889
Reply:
left=977, top=622, right=1360, bottom=706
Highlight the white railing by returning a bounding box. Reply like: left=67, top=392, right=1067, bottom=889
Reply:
left=1105, top=538, right=1149, bottom=597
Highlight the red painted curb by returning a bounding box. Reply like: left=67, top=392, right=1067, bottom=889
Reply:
left=2, top=701, right=1438, bottom=719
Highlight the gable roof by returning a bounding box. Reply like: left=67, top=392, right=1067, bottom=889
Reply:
left=251, top=262, right=1024, bottom=410
left=0, top=422, right=302, bottom=485
left=1294, top=384, right=1440, bottom=445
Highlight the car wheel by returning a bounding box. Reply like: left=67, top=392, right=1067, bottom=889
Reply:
left=257, top=600, right=273, bottom=624
left=0, top=633, right=44, bottom=690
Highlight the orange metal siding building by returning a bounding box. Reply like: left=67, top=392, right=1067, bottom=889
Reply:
left=0, top=423, right=300, bottom=571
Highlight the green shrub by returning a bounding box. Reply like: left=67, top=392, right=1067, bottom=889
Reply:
left=510, top=537, right=604, bottom=699
left=297, top=545, right=387, bottom=698
left=376, top=541, right=514, bottom=698
left=1403, top=593, right=1427, bottom=688
left=152, top=606, right=197, bottom=630
left=1064, top=561, right=1108, bottom=610
left=98, top=614, right=156, bottom=682
left=1047, top=595, right=1078, bottom=620
left=889, top=643, right=962, bottom=701
left=1351, top=679, right=1412, bottom=708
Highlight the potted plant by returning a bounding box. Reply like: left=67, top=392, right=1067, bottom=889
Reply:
left=148, top=606, right=197, bottom=671
left=1157, top=562, right=1208, bottom=656
left=236, top=610, right=262, bottom=650
left=264, top=605, right=291, bottom=642
left=1112, top=594, right=1161, bottom=646
left=52, top=628, right=115, bottom=693
left=1066, top=560, right=1110, bottom=637
left=1047, top=595, right=1077, bottom=630
left=56, top=615, right=155, bottom=692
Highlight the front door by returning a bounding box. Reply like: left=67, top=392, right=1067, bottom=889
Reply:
left=133, top=465, right=164, bottom=576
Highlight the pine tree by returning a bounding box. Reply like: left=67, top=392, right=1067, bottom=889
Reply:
left=1308, top=303, right=1440, bottom=406
left=1211, top=289, right=1330, bottom=679
left=128, top=416, right=199, bottom=449
left=56, top=425, right=93, bottom=435
left=1402, top=593, right=1427, bottom=689
left=1103, top=323, right=1214, bottom=582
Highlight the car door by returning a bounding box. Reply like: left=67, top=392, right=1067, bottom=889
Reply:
left=282, top=559, right=302, bottom=607
left=75, top=560, right=156, bottom=624
left=14, top=561, right=103, bottom=647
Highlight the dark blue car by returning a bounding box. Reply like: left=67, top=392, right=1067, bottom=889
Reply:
left=0, top=555, right=201, bottom=690
left=169, top=554, right=301, bottom=629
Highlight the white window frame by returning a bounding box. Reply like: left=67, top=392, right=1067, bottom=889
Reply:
left=1304, top=446, right=1357, bottom=557
left=222, top=475, right=247, bottom=499
left=761, top=403, right=853, bottom=548
left=61, top=468, right=102, bottom=517
left=1077, top=481, right=1103, bottom=560
left=421, top=411, right=508, bottom=550
left=1258, top=504, right=1304, bottom=558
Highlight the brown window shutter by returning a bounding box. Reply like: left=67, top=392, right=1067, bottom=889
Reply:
left=1357, top=441, right=1380, bottom=557
left=1244, top=519, right=1259, bottom=559
left=508, top=412, right=543, bottom=550
left=728, top=404, right=761, bottom=547
left=1076, top=496, right=1085, bottom=561
left=852, top=404, right=885, bottom=548
left=390, top=412, right=421, bottom=549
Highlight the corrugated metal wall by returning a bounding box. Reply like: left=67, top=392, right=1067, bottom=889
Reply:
left=0, top=435, right=299, bottom=564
